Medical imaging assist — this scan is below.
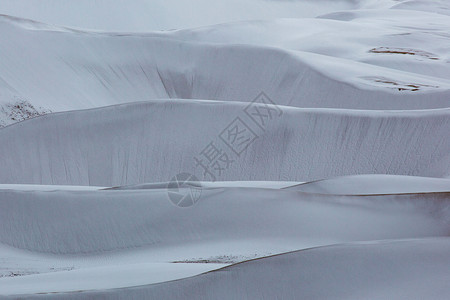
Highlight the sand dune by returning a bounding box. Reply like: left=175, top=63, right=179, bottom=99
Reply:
left=1, top=8, right=450, bottom=126
left=0, top=1, right=449, bottom=298
left=0, top=100, right=449, bottom=185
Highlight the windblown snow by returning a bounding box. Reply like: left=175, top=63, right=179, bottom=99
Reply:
left=0, top=0, right=449, bottom=299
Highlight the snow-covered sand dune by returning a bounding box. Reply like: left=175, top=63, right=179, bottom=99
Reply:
left=0, top=100, right=448, bottom=185
left=0, top=0, right=447, bottom=33
left=290, top=174, right=450, bottom=195
left=0, top=0, right=361, bottom=32
left=1, top=0, right=449, bottom=298
left=1, top=186, right=448, bottom=254
left=0, top=182, right=448, bottom=296
left=39, top=239, right=448, bottom=300
left=2, top=238, right=449, bottom=299
left=2, top=0, right=430, bottom=32
left=2, top=2, right=450, bottom=125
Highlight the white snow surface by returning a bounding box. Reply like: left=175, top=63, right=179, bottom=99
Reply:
left=0, top=100, right=449, bottom=186
left=1, top=1, right=450, bottom=126
left=291, top=174, right=450, bottom=195
left=19, top=238, right=447, bottom=300
left=0, top=184, right=104, bottom=191
left=1, top=1, right=450, bottom=299
left=3, top=186, right=448, bottom=254
left=0, top=185, right=448, bottom=296
left=0, top=0, right=394, bottom=32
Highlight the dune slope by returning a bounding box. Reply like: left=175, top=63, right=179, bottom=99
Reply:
left=0, top=101, right=449, bottom=185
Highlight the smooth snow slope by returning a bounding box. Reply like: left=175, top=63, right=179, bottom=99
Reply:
left=167, top=10, right=450, bottom=81
left=2, top=3, right=450, bottom=125
left=0, top=100, right=449, bottom=186
left=5, top=239, right=449, bottom=299
left=0, top=0, right=444, bottom=32
left=0, top=182, right=448, bottom=296
left=0, top=0, right=380, bottom=31
left=0, top=261, right=223, bottom=296
left=1, top=185, right=448, bottom=254
left=75, top=239, right=450, bottom=300
left=290, top=174, right=450, bottom=195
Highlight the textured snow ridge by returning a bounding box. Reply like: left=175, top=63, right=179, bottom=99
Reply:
left=7, top=239, right=450, bottom=299
left=1, top=8, right=450, bottom=127
left=0, top=100, right=449, bottom=186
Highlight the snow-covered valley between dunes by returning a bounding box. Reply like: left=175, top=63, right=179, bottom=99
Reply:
left=0, top=0, right=449, bottom=299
